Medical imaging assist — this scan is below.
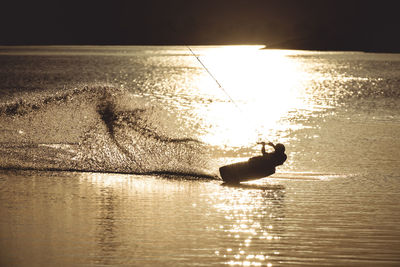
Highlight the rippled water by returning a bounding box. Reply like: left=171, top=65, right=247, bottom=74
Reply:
left=0, top=46, right=399, bottom=266
left=1, top=170, right=399, bottom=266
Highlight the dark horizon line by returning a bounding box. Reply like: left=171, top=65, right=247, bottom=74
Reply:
left=1, top=42, right=399, bottom=54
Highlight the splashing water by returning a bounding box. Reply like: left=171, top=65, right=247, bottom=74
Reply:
left=0, top=85, right=214, bottom=178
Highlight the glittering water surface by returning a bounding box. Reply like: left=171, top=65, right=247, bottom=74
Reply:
left=0, top=46, right=399, bottom=266
left=1, top=171, right=399, bottom=266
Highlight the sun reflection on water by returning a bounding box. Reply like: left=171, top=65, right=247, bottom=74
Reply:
left=186, top=46, right=313, bottom=149
left=210, top=183, right=285, bottom=266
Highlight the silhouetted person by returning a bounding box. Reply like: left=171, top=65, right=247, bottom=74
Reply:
left=248, top=142, right=287, bottom=170
left=219, top=141, right=287, bottom=183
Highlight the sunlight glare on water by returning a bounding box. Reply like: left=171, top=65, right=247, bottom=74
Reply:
left=186, top=46, right=314, bottom=148
left=210, top=182, right=286, bottom=267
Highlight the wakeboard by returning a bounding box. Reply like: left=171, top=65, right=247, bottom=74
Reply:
left=219, top=160, right=275, bottom=184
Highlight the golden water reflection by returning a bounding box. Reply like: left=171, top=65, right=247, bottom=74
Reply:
left=187, top=46, right=312, bottom=148
left=78, top=173, right=287, bottom=266
left=211, top=182, right=286, bottom=266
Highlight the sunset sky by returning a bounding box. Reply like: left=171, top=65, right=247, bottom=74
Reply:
left=2, top=0, right=399, bottom=52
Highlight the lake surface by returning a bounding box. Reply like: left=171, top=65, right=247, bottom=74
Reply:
left=0, top=46, right=399, bottom=266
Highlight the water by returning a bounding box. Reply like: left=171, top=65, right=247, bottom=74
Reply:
left=0, top=46, right=399, bottom=266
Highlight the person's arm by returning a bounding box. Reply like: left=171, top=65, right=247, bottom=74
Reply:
left=261, top=143, right=266, bottom=155
left=258, top=142, right=274, bottom=155
left=267, top=142, right=276, bottom=150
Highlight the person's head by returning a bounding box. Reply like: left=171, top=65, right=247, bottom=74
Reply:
left=275, top=143, right=285, bottom=153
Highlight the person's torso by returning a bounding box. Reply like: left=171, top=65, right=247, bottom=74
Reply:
left=249, top=152, right=287, bottom=167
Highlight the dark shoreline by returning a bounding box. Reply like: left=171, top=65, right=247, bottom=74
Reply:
left=1, top=43, right=399, bottom=54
